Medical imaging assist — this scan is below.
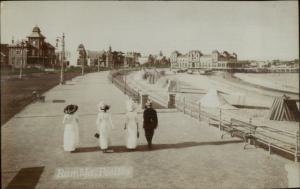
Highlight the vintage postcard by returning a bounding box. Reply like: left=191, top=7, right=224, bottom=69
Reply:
left=1, top=1, right=299, bottom=189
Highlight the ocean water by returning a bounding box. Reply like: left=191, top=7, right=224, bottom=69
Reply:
left=234, top=73, right=299, bottom=92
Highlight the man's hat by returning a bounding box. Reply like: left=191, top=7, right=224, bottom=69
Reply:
left=64, top=104, right=78, bottom=114
left=145, top=99, right=152, bottom=107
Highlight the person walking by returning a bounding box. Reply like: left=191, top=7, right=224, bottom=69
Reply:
left=96, top=102, right=114, bottom=153
left=124, top=99, right=139, bottom=150
left=63, top=104, right=79, bottom=152
left=143, top=100, right=158, bottom=149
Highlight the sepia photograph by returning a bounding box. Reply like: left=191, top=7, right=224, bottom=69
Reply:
left=1, top=1, right=299, bottom=188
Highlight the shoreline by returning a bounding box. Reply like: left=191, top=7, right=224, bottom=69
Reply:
left=233, top=73, right=299, bottom=95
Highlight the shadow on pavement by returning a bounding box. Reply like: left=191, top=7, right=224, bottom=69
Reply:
left=6, top=166, right=44, bottom=189
left=73, top=140, right=243, bottom=153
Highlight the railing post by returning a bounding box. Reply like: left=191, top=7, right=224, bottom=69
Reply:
left=190, top=101, right=193, bottom=117
left=183, top=96, right=186, bottom=114
left=168, top=93, right=175, bottom=109
left=198, top=103, right=201, bottom=121
left=295, top=130, right=299, bottom=162
left=219, top=108, right=222, bottom=130
left=141, top=94, right=149, bottom=109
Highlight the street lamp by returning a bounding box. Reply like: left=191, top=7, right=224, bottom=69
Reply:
left=97, top=56, right=100, bottom=72
left=124, top=60, right=127, bottom=94
left=19, top=41, right=27, bottom=79
left=82, top=58, right=85, bottom=75
left=56, top=33, right=65, bottom=85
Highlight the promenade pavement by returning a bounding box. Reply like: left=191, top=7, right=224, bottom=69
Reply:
left=1, top=71, right=293, bottom=189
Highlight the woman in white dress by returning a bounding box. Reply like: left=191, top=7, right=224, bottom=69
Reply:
left=96, top=102, right=114, bottom=153
left=124, top=99, right=139, bottom=150
left=63, top=104, right=79, bottom=152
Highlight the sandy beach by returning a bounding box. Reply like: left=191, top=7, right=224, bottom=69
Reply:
left=127, top=70, right=299, bottom=134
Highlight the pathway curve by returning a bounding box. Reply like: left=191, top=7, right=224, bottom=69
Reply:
left=1, top=71, right=292, bottom=189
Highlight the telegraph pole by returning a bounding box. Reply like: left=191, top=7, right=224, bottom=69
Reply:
left=81, top=52, right=85, bottom=76
left=60, top=33, right=65, bottom=85
left=19, top=42, right=25, bottom=79
left=19, top=44, right=23, bottom=79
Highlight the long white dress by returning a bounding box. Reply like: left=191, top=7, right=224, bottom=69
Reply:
left=63, top=114, right=79, bottom=151
left=125, top=111, right=138, bottom=149
left=96, top=112, right=114, bottom=150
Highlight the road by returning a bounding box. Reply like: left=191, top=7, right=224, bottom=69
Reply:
left=1, top=71, right=293, bottom=189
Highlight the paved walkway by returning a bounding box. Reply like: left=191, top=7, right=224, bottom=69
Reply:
left=1, top=71, right=294, bottom=188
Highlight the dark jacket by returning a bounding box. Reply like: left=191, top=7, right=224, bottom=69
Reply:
left=143, top=108, right=158, bottom=129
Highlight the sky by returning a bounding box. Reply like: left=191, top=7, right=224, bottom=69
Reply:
left=1, top=1, right=299, bottom=64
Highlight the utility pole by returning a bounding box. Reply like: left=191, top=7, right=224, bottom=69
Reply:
left=19, top=44, right=23, bottom=79
left=19, top=41, right=26, bottom=79
left=60, top=33, right=65, bottom=85
left=81, top=48, right=85, bottom=76
left=98, top=57, right=100, bottom=72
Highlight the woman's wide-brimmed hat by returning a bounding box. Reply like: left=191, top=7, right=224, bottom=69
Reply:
left=126, top=99, right=136, bottom=112
left=64, top=104, right=78, bottom=114
left=98, top=101, right=110, bottom=111
left=145, top=99, right=152, bottom=107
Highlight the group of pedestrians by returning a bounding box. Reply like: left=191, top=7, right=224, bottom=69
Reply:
left=62, top=99, right=158, bottom=153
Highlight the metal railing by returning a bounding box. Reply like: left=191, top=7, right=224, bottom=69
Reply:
left=108, top=69, right=141, bottom=103
left=175, top=95, right=300, bottom=162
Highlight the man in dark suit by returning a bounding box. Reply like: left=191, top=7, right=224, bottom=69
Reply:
left=143, top=100, right=158, bottom=149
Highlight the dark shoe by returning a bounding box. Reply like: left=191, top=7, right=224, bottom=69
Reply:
left=103, top=149, right=114, bottom=153
left=102, top=149, right=108, bottom=153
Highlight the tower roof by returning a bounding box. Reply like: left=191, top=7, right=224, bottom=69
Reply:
left=28, top=25, right=45, bottom=38
left=32, top=26, right=41, bottom=33
left=78, top=44, right=85, bottom=49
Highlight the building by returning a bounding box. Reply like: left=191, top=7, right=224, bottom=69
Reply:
left=170, top=49, right=237, bottom=70
left=124, top=52, right=141, bottom=67
left=106, top=46, right=113, bottom=68
left=137, top=56, right=148, bottom=65
left=86, top=50, right=105, bottom=67
left=77, top=45, right=132, bottom=69
left=8, top=26, right=56, bottom=68
left=77, top=44, right=87, bottom=66
left=0, top=44, right=9, bottom=66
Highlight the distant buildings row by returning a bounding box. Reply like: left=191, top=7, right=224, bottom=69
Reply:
left=170, top=50, right=238, bottom=70
left=0, top=26, right=63, bottom=69
left=77, top=44, right=142, bottom=68
left=76, top=44, right=169, bottom=68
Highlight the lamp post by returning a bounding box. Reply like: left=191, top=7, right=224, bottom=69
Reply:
left=56, top=33, right=65, bottom=85
left=81, top=49, right=85, bottom=76
left=124, top=61, right=127, bottom=94
left=97, top=56, right=100, bottom=72
left=19, top=41, right=26, bottom=79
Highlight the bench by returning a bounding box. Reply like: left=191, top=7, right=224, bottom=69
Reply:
left=32, top=91, right=45, bottom=102
left=221, top=118, right=258, bottom=149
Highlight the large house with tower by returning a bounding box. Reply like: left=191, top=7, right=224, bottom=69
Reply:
left=170, top=50, right=238, bottom=70
left=8, top=26, right=56, bottom=68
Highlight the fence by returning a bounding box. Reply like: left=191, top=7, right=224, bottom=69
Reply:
left=175, top=95, right=300, bottom=162
left=108, top=69, right=300, bottom=161
left=108, top=69, right=141, bottom=103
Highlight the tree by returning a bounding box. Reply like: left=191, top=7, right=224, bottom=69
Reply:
left=148, top=54, right=155, bottom=65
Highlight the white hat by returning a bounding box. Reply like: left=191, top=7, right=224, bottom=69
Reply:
left=98, top=101, right=106, bottom=111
